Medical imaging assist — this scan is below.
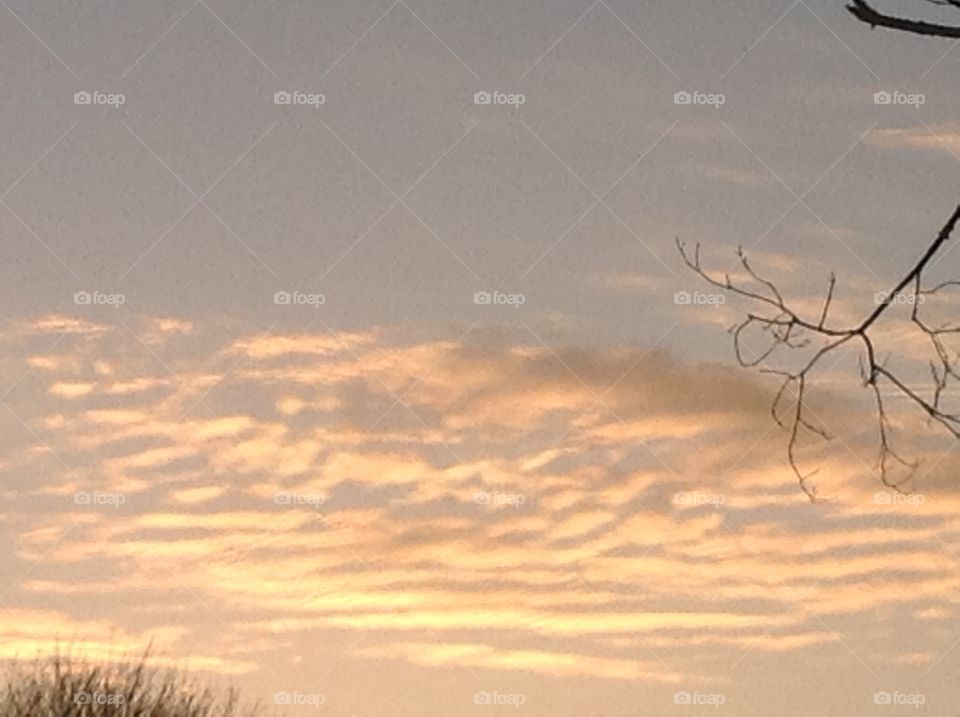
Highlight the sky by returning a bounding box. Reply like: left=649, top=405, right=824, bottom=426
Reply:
left=3, top=0, right=960, bottom=714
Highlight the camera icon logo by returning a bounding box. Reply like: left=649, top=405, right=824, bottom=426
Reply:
left=274, top=91, right=292, bottom=105
left=674, top=291, right=692, bottom=305
left=673, top=691, right=692, bottom=705
left=473, top=691, right=491, bottom=705
left=74, top=91, right=92, bottom=105
left=474, top=291, right=492, bottom=305
left=873, top=691, right=892, bottom=705
left=674, top=91, right=692, bottom=105
left=474, top=91, right=492, bottom=105
left=74, top=291, right=92, bottom=305
left=274, top=291, right=292, bottom=305
left=873, top=90, right=892, bottom=105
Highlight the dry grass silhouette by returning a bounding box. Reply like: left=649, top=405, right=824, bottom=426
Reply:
left=0, top=652, right=260, bottom=717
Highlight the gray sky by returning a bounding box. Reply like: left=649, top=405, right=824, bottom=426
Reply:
left=3, top=1, right=960, bottom=715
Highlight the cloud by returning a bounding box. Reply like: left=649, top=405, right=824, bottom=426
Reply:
left=868, top=125, right=960, bottom=157
left=2, top=317, right=957, bottom=687
left=49, top=382, right=96, bottom=399
left=0, top=609, right=255, bottom=675
left=355, top=641, right=684, bottom=682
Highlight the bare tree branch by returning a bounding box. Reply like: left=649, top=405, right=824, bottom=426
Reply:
left=847, top=0, right=960, bottom=39
left=678, top=204, right=960, bottom=499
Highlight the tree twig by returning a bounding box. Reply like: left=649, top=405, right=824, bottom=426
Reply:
left=677, top=203, right=960, bottom=499
left=847, top=0, right=960, bottom=39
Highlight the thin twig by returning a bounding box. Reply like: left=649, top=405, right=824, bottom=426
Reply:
left=677, top=203, right=960, bottom=499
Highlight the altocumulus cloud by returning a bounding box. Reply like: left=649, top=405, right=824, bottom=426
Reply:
left=1, top=314, right=959, bottom=688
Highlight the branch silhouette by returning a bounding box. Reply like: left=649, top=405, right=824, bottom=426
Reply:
left=847, top=0, right=960, bottom=38
left=678, top=204, right=960, bottom=500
